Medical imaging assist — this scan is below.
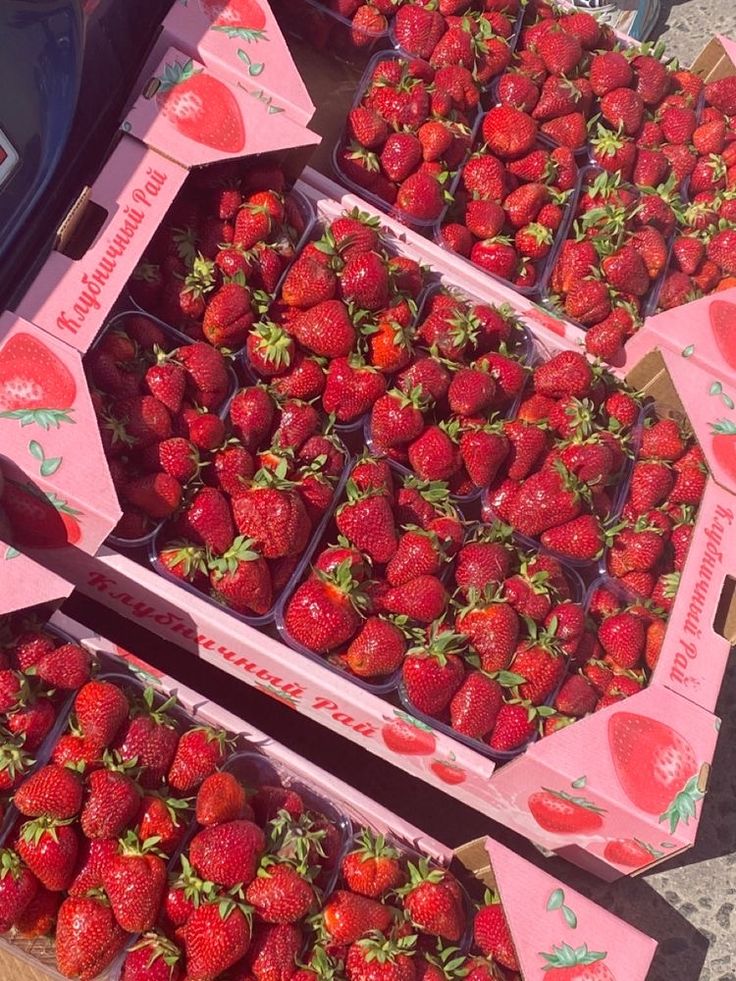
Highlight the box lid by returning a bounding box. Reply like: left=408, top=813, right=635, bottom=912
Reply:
left=122, top=48, right=320, bottom=171
left=159, top=0, right=316, bottom=126
left=0, top=312, right=120, bottom=551
left=0, top=544, right=73, bottom=616
left=15, top=136, right=186, bottom=353
left=456, top=839, right=657, bottom=980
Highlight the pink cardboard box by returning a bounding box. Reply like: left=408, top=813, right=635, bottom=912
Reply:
left=17, top=173, right=719, bottom=882
left=0, top=608, right=658, bottom=981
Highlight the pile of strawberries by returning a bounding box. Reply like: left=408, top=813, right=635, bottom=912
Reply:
left=659, top=76, right=736, bottom=309
left=548, top=169, right=675, bottom=357
left=338, top=54, right=476, bottom=223
left=282, top=457, right=462, bottom=680
left=153, top=383, right=348, bottom=620
left=128, top=163, right=309, bottom=350
left=480, top=350, right=640, bottom=562
left=401, top=524, right=584, bottom=753
left=255, top=209, right=427, bottom=423
left=367, top=289, right=530, bottom=495
left=438, top=112, right=578, bottom=292
left=0, top=625, right=93, bottom=822
left=0, top=635, right=527, bottom=981
left=284, top=0, right=392, bottom=52
left=85, top=313, right=233, bottom=543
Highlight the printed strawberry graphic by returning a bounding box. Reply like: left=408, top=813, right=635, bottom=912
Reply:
left=710, top=419, right=736, bottom=480
left=155, top=60, right=245, bottom=153
left=201, top=0, right=267, bottom=40
left=1, top=480, right=81, bottom=550
left=429, top=759, right=466, bottom=785
left=540, top=943, right=613, bottom=980
left=709, top=299, right=736, bottom=371
left=528, top=788, right=606, bottom=834
left=381, top=713, right=436, bottom=756
left=0, top=333, right=76, bottom=428
left=602, top=838, right=663, bottom=869
left=608, top=712, right=703, bottom=831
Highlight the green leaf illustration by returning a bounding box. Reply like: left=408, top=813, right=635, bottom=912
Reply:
left=29, top=440, right=44, bottom=461
left=571, top=776, right=587, bottom=789
left=562, top=905, right=578, bottom=929
left=547, top=889, right=565, bottom=911
left=721, top=393, right=735, bottom=410
left=4, top=547, right=20, bottom=560
left=681, top=344, right=695, bottom=358
left=710, top=381, right=723, bottom=395
left=40, top=458, right=62, bottom=477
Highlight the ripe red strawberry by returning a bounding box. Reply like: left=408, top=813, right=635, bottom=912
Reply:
left=455, top=589, right=519, bottom=671
left=348, top=106, right=390, bottom=150
left=554, top=673, right=597, bottom=717
left=396, top=171, right=446, bottom=221
left=115, top=395, right=172, bottom=447
left=17, top=817, right=79, bottom=892
left=341, top=830, right=403, bottom=899
left=56, top=894, right=127, bottom=980
left=630, top=460, right=675, bottom=511
left=232, top=474, right=311, bottom=560
left=393, top=3, right=446, bottom=59
left=323, top=356, right=386, bottom=423
left=482, top=106, right=538, bottom=159
left=449, top=670, right=504, bottom=740
left=598, top=612, right=645, bottom=669
left=540, top=112, right=588, bottom=149
left=74, top=680, right=128, bottom=747
left=136, top=793, right=190, bottom=854
left=459, top=425, right=509, bottom=488
left=0, top=847, right=38, bottom=932
left=180, top=486, right=236, bottom=556
left=202, top=281, right=255, bottom=348
left=230, top=385, right=275, bottom=451
left=102, top=833, right=167, bottom=933
left=381, top=575, right=449, bottom=624
left=541, top=513, right=604, bottom=561
left=124, top=472, right=182, bottom=520
left=246, top=859, right=314, bottom=924
left=190, top=818, right=265, bottom=888
left=183, top=898, right=252, bottom=981
left=195, top=771, right=248, bottom=827
left=399, top=860, right=464, bottom=941
left=372, top=387, right=428, bottom=451
left=14, top=764, right=83, bottom=820
left=322, top=889, right=394, bottom=944
left=168, top=726, right=230, bottom=793
left=291, top=300, right=357, bottom=359
left=474, top=895, right=518, bottom=972
left=285, top=562, right=364, bottom=654
left=121, top=932, right=184, bottom=981
left=402, top=627, right=465, bottom=716
left=336, top=482, right=398, bottom=563
left=408, top=424, right=461, bottom=482
left=7, top=630, right=55, bottom=671
left=146, top=359, right=186, bottom=414
left=209, top=535, right=272, bottom=616
left=113, top=688, right=180, bottom=789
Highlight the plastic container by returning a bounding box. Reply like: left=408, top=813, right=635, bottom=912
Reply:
left=270, top=0, right=392, bottom=63
left=87, top=310, right=238, bottom=553
left=434, top=130, right=583, bottom=300
left=333, top=50, right=478, bottom=234
left=221, top=750, right=353, bottom=894
left=126, top=185, right=317, bottom=350
left=539, top=165, right=675, bottom=331
left=398, top=542, right=587, bottom=763
left=149, top=450, right=352, bottom=629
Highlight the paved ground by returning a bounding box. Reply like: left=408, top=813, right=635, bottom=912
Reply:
left=655, top=0, right=736, bottom=65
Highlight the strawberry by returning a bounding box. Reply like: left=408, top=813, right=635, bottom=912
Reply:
left=470, top=237, right=519, bottom=281
left=6, top=698, right=55, bottom=751
left=74, top=680, right=129, bottom=747
left=233, top=471, right=311, bottom=559
left=393, top=4, right=446, bottom=60
left=124, top=472, right=182, bottom=520
left=540, top=112, right=588, bottom=149
left=14, top=764, right=83, bottom=821
left=322, top=889, right=394, bottom=944
left=705, top=75, right=736, bottom=114
left=209, top=535, right=272, bottom=615
left=336, top=481, right=398, bottom=563
left=372, top=388, right=428, bottom=451
left=195, top=771, right=249, bottom=826
left=168, top=726, right=230, bottom=793
left=0, top=848, right=38, bottom=931
left=17, top=817, right=79, bottom=892
left=449, top=670, right=504, bottom=740
left=554, top=673, right=597, bottom=717
left=708, top=227, right=736, bottom=274
left=323, top=356, right=386, bottom=423
left=455, top=588, right=519, bottom=671
left=502, top=420, right=548, bottom=480
left=382, top=575, right=449, bottom=624
left=660, top=105, right=697, bottom=145
left=241, top=920, right=304, bottom=981
left=459, top=425, right=510, bottom=487
left=465, top=199, right=505, bottom=239
left=349, top=106, right=390, bottom=150
left=585, top=311, right=629, bottom=360
left=482, top=106, right=538, bottom=159
left=247, top=321, right=295, bottom=378
left=342, top=830, right=403, bottom=900
left=246, top=858, right=315, bottom=923
left=102, top=832, right=167, bottom=933
left=488, top=700, right=542, bottom=751
left=229, top=385, right=276, bottom=451
left=146, top=360, right=186, bottom=415
left=183, top=898, right=252, bottom=980
left=14, top=884, right=60, bottom=939
left=598, top=612, right=645, bottom=669
left=380, top=133, right=423, bottom=184
left=564, top=279, right=612, bottom=326
left=136, top=793, right=190, bottom=854
left=7, top=630, right=55, bottom=671
left=344, top=616, right=406, bottom=679
left=181, top=486, right=236, bottom=556
left=285, top=561, right=365, bottom=654
left=402, top=626, right=465, bottom=715
left=56, top=895, right=127, bottom=980
left=474, top=895, right=518, bottom=971
left=589, top=50, right=633, bottom=96
left=202, top=280, right=255, bottom=348
left=396, top=172, right=446, bottom=221
left=113, top=688, right=180, bottom=789
left=190, top=818, right=265, bottom=888
left=399, top=860, right=464, bottom=941
left=504, top=183, right=549, bottom=228
left=121, top=933, right=184, bottom=981
left=541, top=513, right=604, bottom=561
left=630, top=460, right=675, bottom=511
left=292, top=300, right=356, bottom=359
left=601, top=245, right=650, bottom=296
left=408, top=424, right=460, bottom=482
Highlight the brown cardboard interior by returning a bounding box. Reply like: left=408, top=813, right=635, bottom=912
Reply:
left=454, top=838, right=498, bottom=889
left=626, top=349, right=736, bottom=644
left=691, top=37, right=736, bottom=82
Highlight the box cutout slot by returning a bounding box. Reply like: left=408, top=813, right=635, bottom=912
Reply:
left=144, top=77, right=161, bottom=100
left=713, top=575, right=736, bottom=643
left=58, top=201, right=109, bottom=261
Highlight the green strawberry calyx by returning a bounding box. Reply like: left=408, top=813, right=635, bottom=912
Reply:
left=541, top=943, right=607, bottom=971
left=660, top=774, right=705, bottom=832
left=0, top=408, right=74, bottom=430
left=156, top=59, right=202, bottom=94
left=542, top=788, right=607, bottom=815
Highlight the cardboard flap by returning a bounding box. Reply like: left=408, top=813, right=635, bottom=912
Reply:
left=691, top=35, right=736, bottom=81
left=123, top=48, right=320, bottom=171
left=0, top=314, right=121, bottom=553
left=628, top=289, right=736, bottom=385
left=16, top=137, right=186, bottom=352
left=482, top=840, right=657, bottom=980
left=161, top=0, right=316, bottom=126
left=0, top=544, right=73, bottom=616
